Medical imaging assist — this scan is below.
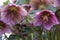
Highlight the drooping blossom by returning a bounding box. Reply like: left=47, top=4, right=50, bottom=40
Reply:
left=1, top=4, right=27, bottom=26
left=55, top=9, right=60, bottom=31
left=29, top=0, right=51, bottom=10
left=29, top=0, right=41, bottom=10
left=0, top=20, right=11, bottom=36
left=33, top=10, right=59, bottom=30
left=55, top=9, right=60, bottom=23
left=22, top=4, right=31, bottom=12
left=40, top=0, right=51, bottom=6
left=52, top=0, right=60, bottom=7
left=12, top=0, right=17, bottom=3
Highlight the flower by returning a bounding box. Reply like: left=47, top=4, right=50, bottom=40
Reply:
left=30, top=0, right=41, bottom=10
left=12, top=0, right=17, bottom=3
left=41, top=0, right=51, bottom=6
left=55, top=9, right=60, bottom=23
left=30, top=0, right=51, bottom=10
left=0, top=20, right=11, bottom=36
left=33, top=10, right=59, bottom=30
left=22, top=4, right=31, bottom=12
left=52, top=0, right=60, bottom=7
left=1, top=4, right=27, bottom=26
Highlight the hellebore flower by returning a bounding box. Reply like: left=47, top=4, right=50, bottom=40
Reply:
left=33, top=10, right=59, bottom=30
left=52, top=0, right=60, bottom=7
left=40, top=0, right=51, bottom=6
left=1, top=4, right=27, bottom=26
left=12, top=0, right=17, bottom=3
left=30, top=0, right=41, bottom=10
left=22, top=4, right=31, bottom=12
left=30, top=0, right=51, bottom=10
left=55, top=9, right=60, bottom=23
left=0, top=20, right=11, bottom=36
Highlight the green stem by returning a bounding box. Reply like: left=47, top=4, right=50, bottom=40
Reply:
left=56, top=30, right=60, bottom=40
left=42, top=30, right=47, bottom=40
left=47, top=31, right=51, bottom=40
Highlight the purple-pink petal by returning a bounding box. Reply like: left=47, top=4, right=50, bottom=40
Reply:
left=0, top=20, right=11, bottom=36
left=33, top=12, right=42, bottom=26
left=1, top=4, right=27, bottom=26
left=52, top=0, right=60, bottom=7
left=33, top=10, right=59, bottom=30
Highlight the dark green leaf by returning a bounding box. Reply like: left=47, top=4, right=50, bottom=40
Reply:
left=8, top=35, right=20, bottom=40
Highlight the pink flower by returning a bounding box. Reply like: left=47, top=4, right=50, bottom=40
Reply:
left=0, top=20, right=11, bottom=36
left=33, top=10, right=59, bottom=30
left=29, top=0, right=51, bottom=10
left=12, top=0, right=17, bottom=3
left=41, top=0, right=51, bottom=6
left=55, top=9, right=60, bottom=23
left=22, top=4, right=31, bottom=12
left=52, top=0, right=60, bottom=7
left=1, top=4, right=27, bottom=26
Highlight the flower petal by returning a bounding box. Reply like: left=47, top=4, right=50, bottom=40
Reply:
left=51, top=15, right=59, bottom=25
left=1, top=4, right=27, bottom=26
left=43, top=23, right=53, bottom=30
left=19, top=6, right=27, bottom=16
left=0, top=20, right=11, bottom=36
left=0, top=29, right=3, bottom=36
left=33, top=10, right=59, bottom=30
left=3, top=26, right=11, bottom=33
left=33, top=12, right=42, bottom=26
left=52, top=0, right=60, bottom=7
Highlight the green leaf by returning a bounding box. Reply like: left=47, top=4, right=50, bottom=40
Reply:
left=45, top=5, right=57, bottom=12
left=8, top=35, right=20, bottom=40
left=16, top=0, right=29, bottom=5
left=56, top=30, right=60, bottom=40
left=30, top=10, right=41, bottom=17
left=21, top=27, right=33, bottom=34
left=25, top=0, right=30, bottom=4
left=3, top=0, right=9, bottom=5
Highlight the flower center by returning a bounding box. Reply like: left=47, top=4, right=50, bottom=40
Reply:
left=9, top=6, right=18, bottom=12
left=8, top=6, right=19, bottom=15
left=41, top=12, right=51, bottom=23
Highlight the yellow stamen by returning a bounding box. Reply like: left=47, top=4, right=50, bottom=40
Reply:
left=9, top=6, right=18, bottom=11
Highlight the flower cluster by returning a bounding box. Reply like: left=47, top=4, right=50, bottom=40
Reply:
left=0, top=4, right=27, bottom=36
left=0, top=0, right=60, bottom=37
